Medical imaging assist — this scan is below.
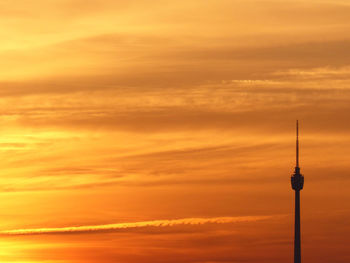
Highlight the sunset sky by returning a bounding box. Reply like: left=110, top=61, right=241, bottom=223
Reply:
left=1, top=0, right=350, bottom=262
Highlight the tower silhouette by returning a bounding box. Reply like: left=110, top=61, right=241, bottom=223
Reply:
left=291, top=120, right=304, bottom=263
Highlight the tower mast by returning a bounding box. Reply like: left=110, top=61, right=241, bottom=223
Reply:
left=291, top=120, right=304, bottom=263
left=296, top=120, right=299, bottom=168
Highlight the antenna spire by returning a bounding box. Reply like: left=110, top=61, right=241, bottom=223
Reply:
left=296, top=120, right=299, bottom=168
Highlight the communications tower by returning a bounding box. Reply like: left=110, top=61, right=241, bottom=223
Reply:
left=291, top=120, right=304, bottom=263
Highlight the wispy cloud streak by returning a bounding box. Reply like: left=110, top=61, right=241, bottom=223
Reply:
left=0, top=215, right=277, bottom=236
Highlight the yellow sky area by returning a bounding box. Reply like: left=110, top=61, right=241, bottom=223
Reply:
left=0, top=238, right=76, bottom=263
left=1, top=0, right=350, bottom=80
left=1, top=0, right=350, bottom=262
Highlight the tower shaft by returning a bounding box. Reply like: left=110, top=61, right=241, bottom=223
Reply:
left=294, top=189, right=301, bottom=263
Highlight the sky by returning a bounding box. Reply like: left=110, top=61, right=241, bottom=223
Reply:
left=1, top=0, right=350, bottom=262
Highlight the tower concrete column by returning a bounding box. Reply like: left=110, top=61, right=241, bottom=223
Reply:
left=294, top=189, right=301, bottom=263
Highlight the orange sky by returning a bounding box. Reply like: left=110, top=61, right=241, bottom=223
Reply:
left=1, top=0, right=350, bottom=262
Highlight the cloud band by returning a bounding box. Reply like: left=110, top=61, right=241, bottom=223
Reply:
left=0, top=215, right=277, bottom=236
